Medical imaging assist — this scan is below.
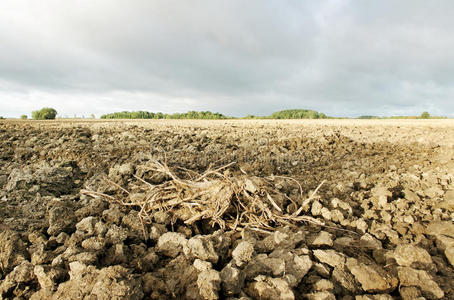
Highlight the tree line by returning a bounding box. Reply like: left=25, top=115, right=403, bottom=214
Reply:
left=5, top=107, right=448, bottom=120
left=100, top=110, right=228, bottom=119
left=358, top=112, right=447, bottom=119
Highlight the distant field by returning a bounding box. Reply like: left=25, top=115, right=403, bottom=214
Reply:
left=6, top=118, right=454, bottom=146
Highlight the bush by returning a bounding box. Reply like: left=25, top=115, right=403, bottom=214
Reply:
left=32, top=108, right=57, bottom=120
left=20, top=115, right=27, bottom=120
left=420, top=111, right=430, bottom=119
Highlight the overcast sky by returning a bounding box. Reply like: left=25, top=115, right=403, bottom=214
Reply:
left=1, top=1, right=454, bottom=118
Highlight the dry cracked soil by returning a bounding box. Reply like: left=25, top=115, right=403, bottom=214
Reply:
left=1, top=119, right=454, bottom=300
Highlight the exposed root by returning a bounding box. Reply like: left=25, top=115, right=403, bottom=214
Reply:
left=81, top=160, right=327, bottom=232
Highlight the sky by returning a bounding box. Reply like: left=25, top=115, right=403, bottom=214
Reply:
left=1, top=0, right=454, bottom=118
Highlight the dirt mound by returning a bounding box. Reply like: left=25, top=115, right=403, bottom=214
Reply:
left=1, top=120, right=454, bottom=299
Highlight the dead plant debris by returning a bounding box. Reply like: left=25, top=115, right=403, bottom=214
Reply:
left=82, top=160, right=325, bottom=233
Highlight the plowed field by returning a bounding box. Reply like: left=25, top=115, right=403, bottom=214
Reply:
left=1, top=119, right=454, bottom=299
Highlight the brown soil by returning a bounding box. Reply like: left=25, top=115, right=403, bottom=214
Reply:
left=1, top=119, right=454, bottom=299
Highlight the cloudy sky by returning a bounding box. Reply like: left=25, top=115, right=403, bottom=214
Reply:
left=1, top=0, right=453, bottom=118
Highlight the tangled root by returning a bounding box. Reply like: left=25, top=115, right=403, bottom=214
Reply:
left=82, top=160, right=325, bottom=233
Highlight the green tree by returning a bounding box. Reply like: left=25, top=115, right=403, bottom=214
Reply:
left=20, top=115, right=27, bottom=119
left=420, top=111, right=430, bottom=119
left=270, top=109, right=328, bottom=119
left=32, top=108, right=57, bottom=120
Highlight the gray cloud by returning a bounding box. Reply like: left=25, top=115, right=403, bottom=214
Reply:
left=0, top=0, right=453, bottom=117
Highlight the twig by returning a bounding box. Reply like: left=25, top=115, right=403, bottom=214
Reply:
left=133, top=174, right=155, bottom=189
left=292, top=180, right=326, bottom=217
left=266, top=192, right=282, bottom=212
left=196, top=161, right=236, bottom=182
left=103, top=177, right=130, bottom=195
left=80, top=189, right=116, bottom=200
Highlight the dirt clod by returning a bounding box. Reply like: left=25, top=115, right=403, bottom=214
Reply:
left=0, top=230, right=29, bottom=276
